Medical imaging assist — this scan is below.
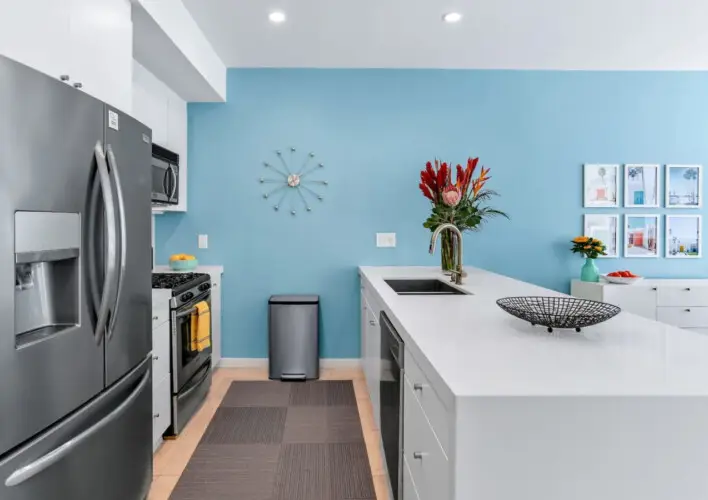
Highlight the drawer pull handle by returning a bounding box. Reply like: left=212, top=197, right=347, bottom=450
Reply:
left=685, top=309, right=692, bottom=312
left=413, top=452, right=426, bottom=460
left=369, top=320, right=376, bottom=326
left=153, top=355, right=159, bottom=361
left=652, top=287, right=657, bottom=291
left=413, top=383, right=426, bottom=391
left=686, top=288, right=692, bottom=291
left=153, top=413, right=160, bottom=418
left=152, top=316, right=159, bottom=320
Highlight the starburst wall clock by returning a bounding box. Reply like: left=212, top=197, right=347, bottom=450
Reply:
left=259, top=147, right=328, bottom=215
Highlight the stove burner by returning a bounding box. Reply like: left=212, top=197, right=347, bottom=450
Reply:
left=152, top=273, right=209, bottom=296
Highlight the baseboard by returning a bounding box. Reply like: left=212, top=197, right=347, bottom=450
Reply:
left=218, top=358, right=362, bottom=369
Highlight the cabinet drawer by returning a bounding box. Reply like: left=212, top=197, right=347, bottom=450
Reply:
left=657, top=286, right=708, bottom=307
left=152, top=304, right=169, bottom=329
left=657, top=307, right=708, bottom=328
left=403, top=455, right=422, bottom=500
left=152, top=375, right=171, bottom=452
left=603, top=286, right=657, bottom=320
left=404, top=378, right=450, bottom=500
left=405, top=348, right=450, bottom=456
left=151, top=321, right=170, bottom=389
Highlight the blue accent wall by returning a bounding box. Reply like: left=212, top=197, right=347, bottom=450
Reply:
left=155, top=69, right=708, bottom=358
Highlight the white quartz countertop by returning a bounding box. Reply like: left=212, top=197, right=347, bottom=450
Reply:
left=360, top=266, right=708, bottom=397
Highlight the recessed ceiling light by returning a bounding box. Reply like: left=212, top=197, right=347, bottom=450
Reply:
left=269, top=11, right=286, bottom=24
left=442, top=12, right=462, bottom=23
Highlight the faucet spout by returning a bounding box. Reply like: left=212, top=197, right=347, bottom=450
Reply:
left=429, top=223, right=464, bottom=285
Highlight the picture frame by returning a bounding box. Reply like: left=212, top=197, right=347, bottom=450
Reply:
left=624, top=164, right=660, bottom=208
left=624, top=214, right=660, bottom=258
left=666, top=215, right=702, bottom=258
left=584, top=164, right=619, bottom=207
left=584, top=214, right=619, bottom=258
left=666, top=164, right=702, bottom=208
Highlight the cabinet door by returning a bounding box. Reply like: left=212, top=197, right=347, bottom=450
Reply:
left=360, top=290, right=368, bottom=369
left=152, top=321, right=170, bottom=388
left=152, top=376, right=171, bottom=452
left=210, top=274, right=222, bottom=368
left=603, top=285, right=657, bottom=320
left=132, top=60, right=168, bottom=144
left=70, top=0, right=132, bottom=111
left=366, top=305, right=381, bottom=429
left=0, top=0, right=70, bottom=80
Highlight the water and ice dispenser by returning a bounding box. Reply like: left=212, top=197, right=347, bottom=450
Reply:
left=14, top=212, right=80, bottom=347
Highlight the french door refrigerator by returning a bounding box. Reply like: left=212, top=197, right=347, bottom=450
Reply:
left=0, top=55, right=153, bottom=499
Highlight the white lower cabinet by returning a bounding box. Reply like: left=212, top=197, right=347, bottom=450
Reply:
left=152, top=376, right=171, bottom=452
left=572, top=279, right=708, bottom=328
left=151, top=289, right=172, bottom=452
left=361, top=289, right=381, bottom=429
left=210, top=273, right=222, bottom=368
left=403, top=455, right=422, bottom=500
left=403, top=376, right=450, bottom=500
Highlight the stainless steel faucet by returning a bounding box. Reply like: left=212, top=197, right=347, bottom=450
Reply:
left=429, top=223, right=464, bottom=285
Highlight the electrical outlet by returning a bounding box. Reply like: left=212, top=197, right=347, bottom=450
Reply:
left=376, top=233, right=396, bottom=248
left=198, top=234, right=208, bottom=249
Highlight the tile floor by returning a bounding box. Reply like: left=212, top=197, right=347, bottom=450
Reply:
left=148, top=366, right=388, bottom=500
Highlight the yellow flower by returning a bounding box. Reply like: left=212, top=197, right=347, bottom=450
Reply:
left=594, top=246, right=603, bottom=251
left=573, top=236, right=589, bottom=243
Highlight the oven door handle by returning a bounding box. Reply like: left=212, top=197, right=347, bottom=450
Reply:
left=176, top=307, right=197, bottom=319
left=178, top=363, right=211, bottom=401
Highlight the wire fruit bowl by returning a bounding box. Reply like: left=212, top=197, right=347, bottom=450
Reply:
left=496, top=296, right=621, bottom=333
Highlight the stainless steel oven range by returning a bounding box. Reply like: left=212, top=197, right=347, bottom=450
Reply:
left=152, top=272, right=212, bottom=435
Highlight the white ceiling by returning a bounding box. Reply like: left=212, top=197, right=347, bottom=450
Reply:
left=183, top=0, right=708, bottom=70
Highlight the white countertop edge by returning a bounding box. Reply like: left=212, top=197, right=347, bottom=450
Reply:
left=359, top=266, right=708, bottom=398
left=154, top=265, right=224, bottom=274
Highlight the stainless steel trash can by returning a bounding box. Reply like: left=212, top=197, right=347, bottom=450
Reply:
left=268, top=295, right=320, bottom=380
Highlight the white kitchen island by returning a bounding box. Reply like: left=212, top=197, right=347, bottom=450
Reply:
left=360, top=266, right=708, bottom=500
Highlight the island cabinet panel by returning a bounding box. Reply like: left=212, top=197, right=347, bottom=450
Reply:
left=361, top=287, right=381, bottom=429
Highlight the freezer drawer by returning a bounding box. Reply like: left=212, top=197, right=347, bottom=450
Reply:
left=0, top=356, right=152, bottom=500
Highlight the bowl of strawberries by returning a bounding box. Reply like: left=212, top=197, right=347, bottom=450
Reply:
left=603, top=270, right=643, bottom=284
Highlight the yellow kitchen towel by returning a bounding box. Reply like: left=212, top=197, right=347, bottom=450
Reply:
left=190, top=301, right=211, bottom=352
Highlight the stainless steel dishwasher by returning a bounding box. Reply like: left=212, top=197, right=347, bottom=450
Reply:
left=380, top=312, right=403, bottom=500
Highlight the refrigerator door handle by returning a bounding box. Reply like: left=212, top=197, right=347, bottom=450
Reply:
left=4, top=364, right=151, bottom=487
left=93, top=141, right=118, bottom=344
left=105, top=145, right=127, bottom=339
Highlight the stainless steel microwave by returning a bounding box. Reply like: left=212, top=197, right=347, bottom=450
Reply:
left=151, top=144, right=179, bottom=205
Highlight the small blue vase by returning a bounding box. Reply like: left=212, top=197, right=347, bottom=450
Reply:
left=580, top=258, right=600, bottom=283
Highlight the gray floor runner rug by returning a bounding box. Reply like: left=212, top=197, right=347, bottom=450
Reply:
left=169, top=380, right=376, bottom=500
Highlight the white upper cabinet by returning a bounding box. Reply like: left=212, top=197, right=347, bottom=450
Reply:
left=0, top=0, right=132, bottom=112
left=133, top=60, right=188, bottom=213
left=69, top=0, right=133, bottom=112
left=0, top=0, right=70, bottom=81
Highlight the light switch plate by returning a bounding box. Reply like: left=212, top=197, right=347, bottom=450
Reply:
left=198, top=234, right=208, bottom=249
left=376, top=233, right=396, bottom=248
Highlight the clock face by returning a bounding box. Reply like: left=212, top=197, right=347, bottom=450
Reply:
left=259, top=148, right=328, bottom=215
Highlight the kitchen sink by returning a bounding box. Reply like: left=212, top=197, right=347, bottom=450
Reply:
left=384, top=279, right=468, bottom=295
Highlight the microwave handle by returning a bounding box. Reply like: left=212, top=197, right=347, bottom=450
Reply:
left=162, top=168, right=170, bottom=198
left=168, top=165, right=177, bottom=201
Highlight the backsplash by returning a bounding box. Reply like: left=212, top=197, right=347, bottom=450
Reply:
left=155, top=68, right=708, bottom=358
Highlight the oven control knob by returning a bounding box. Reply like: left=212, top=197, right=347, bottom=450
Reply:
left=181, top=292, right=193, bottom=301
left=199, top=283, right=211, bottom=292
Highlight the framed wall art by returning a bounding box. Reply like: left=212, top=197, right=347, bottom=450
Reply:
left=624, top=164, right=660, bottom=207
left=666, top=215, right=702, bottom=258
left=584, top=164, right=619, bottom=207
left=666, top=164, right=702, bottom=208
left=624, top=214, right=660, bottom=258
left=584, top=214, right=619, bottom=258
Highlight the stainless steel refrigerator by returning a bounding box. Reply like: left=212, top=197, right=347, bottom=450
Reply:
left=0, top=55, right=153, bottom=499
